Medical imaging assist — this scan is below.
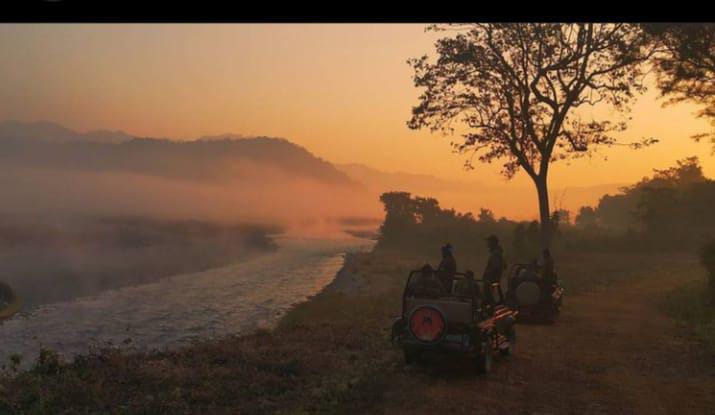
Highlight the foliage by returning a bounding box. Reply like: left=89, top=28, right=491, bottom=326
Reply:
left=700, top=239, right=715, bottom=296
left=575, top=206, right=597, bottom=228
left=571, top=157, right=715, bottom=250
left=407, top=23, right=657, bottom=247
left=377, top=191, right=519, bottom=259
left=644, top=23, right=715, bottom=148
left=478, top=208, right=496, bottom=223
left=665, top=279, right=715, bottom=354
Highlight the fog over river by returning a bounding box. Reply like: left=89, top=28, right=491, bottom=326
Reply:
left=0, top=236, right=373, bottom=365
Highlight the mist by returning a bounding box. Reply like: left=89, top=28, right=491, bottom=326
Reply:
left=0, top=133, right=384, bottom=309
left=0, top=164, right=379, bottom=229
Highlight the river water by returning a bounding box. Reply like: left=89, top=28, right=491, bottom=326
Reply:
left=0, top=236, right=373, bottom=365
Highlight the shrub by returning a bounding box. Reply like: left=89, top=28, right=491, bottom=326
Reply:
left=700, top=238, right=715, bottom=297
left=32, top=348, right=63, bottom=375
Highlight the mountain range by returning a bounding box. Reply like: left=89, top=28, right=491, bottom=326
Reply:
left=0, top=120, right=623, bottom=220
left=0, top=120, right=135, bottom=144
left=0, top=120, right=355, bottom=186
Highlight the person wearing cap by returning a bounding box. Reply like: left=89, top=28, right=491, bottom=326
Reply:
left=437, top=243, right=457, bottom=294
left=482, top=235, right=506, bottom=304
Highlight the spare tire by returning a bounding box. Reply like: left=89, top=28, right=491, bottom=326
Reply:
left=408, top=306, right=446, bottom=343
left=515, top=281, right=541, bottom=306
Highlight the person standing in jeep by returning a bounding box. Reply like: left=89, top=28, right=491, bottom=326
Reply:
left=436, top=243, right=457, bottom=293
left=483, top=235, right=506, bottom=304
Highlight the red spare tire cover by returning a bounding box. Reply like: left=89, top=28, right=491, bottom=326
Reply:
left=409, top=306, right=446, bottom=342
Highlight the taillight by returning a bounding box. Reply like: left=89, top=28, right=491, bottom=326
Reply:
left=409, top=307, right=446, bottom=342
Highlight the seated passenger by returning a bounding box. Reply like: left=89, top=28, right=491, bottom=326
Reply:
left=407, top=264, right=442, bottom=297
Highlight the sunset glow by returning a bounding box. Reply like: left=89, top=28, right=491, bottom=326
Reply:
left=1, top=24, right=712, bottom=218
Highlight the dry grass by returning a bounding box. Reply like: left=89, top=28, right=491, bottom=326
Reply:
left=665, top=278, right=715, bottom=355
left=0, top=250, right=699, bottom=414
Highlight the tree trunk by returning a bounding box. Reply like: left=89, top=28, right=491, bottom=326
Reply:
left=534, top=177, right=552, bottom=250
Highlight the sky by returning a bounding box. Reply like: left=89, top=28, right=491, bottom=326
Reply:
left=0, top=23, right=713, bottom=204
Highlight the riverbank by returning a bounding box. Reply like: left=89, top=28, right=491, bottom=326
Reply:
left=0, top=244, right=393, bottom=415
left=0, top=217, right=280, bottom=309
left=0, top=250, right=710, bottom=414
left=0, top=236, right=371, bottom=370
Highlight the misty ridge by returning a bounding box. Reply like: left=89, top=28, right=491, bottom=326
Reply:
left=0, top=120, right=379, bottom=226
left=0, top=120, right=379, bottom=309
left=0, top=121, right=355, bottom=185
left=0, top=120, right=624, bottom=224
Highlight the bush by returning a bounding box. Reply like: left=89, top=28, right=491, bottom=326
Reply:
left=700, top=239, right=715, bottom=297
left=665, top=279, right=715, bottom=354
left=375, top=192, right=520, bottom=259
left=32, top=348, right=63, bottom=376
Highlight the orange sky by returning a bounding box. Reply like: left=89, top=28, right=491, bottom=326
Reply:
left=0, top=23, right=712, bottom=209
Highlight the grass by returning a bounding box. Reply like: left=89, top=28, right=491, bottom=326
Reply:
left=665, top=278, right=715, bottom=354
left=0, top=249, right=700, bottom=414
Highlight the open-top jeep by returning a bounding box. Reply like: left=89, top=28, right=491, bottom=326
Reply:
left=391, top=267, right=517, bottom=374
left=505, top=263, right=564, bottom=322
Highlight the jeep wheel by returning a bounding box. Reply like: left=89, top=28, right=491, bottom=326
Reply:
left=475, top=341, right=493, bottom=374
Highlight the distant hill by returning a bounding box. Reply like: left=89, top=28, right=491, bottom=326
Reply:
left=0, top=120, right=134, bottom=144
left=0, top=122, right=357, bottom=186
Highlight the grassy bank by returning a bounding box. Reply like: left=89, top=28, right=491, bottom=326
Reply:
left=0, top=249, right=700, bottom=414
left=0, top=251, right=403, bottom=415
left=665, top=278, right=715, bottom=354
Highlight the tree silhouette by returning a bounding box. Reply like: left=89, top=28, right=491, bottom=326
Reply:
left=575, top=206, right=598, bottom=228
left=478, top=208, right=496, bottom=223
left=643, top=23, right=715, bottom=149
left=408, top=23, right=657, bottom=248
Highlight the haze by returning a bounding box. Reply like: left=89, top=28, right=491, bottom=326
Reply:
left=0, top=24, right=713, bottom=219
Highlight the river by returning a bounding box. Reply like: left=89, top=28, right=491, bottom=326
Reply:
left=0, top=236, right=374, bottom=365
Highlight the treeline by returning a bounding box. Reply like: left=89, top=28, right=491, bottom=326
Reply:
left=376, top=192, right=512, bottom=259
left=570, top=157, right=715, bottom=251
left=375, top=157, right=715, bottom=260
left=376, top=191, right=574, bottom=262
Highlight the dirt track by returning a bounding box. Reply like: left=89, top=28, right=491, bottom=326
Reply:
left=371, top=268, right=715, bottom=415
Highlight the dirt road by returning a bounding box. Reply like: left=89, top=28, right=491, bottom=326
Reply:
left=371, top=266, right=715, bottom=415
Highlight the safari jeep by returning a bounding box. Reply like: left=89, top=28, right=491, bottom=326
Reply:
left=391, top=268, right=517, bottom=374
left=505, top=263, right=564, bottom=323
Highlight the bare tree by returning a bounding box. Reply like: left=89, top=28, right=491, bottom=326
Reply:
left=408, top=23, right=657, bottom=248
